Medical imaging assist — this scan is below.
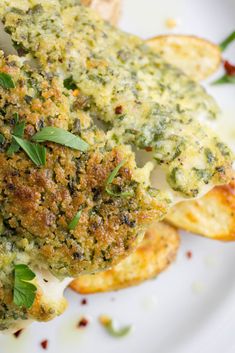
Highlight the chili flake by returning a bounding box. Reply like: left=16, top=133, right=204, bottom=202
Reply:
left=77, top=317, right=89, bottom=328
left=13, top=329, right=23, bottom=338
left=115, top=105, right=123, bottom=115
left=186, top=251, right=192, bottom=259
left=81, top=298, right=87, bottom=305
left=224, top=60, right=235, bottom=76
left=40, top=339, right=48, bottom=350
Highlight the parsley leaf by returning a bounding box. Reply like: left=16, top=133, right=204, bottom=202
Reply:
left=32, top=127, right=89, bottom=152
left=13, top=136, right=46, bottom=166
left=105, top=159, right=134, bottom=197
left=220, top=31, right=235, bottom=52
left=7, top=121, right=25, bottom=156
left=99, top=315, right=132, bottom=338
left=212, top=74, right=235, bottom=85
left=13, top=264, right=37, bottom=309
left=68, top=209, right=82, bottom=230
left=0, top=72, right=15, bottom=89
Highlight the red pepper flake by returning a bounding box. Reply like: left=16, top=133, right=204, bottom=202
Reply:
left=40, top=339, right=48, bottom=350
left=77, top=317, right=89, bottom=328
left=115, top=105, right=123, bottom=115
left=186, top=251, right=192, bottom=259
left=224, top=60, right=235, bottom=76
left=13, top=329, right=23, bottom=338
left=145, top=146, right=153, bottom=152
left=81, top=298, right=87, bottom=305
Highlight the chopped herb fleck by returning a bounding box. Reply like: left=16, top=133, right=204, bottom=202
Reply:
left=68, top=210, right=82, bottom=230
left=99, top=315, right=132, bottom=338
left=0, top=72, right=15, bottom=89
left=13, top=112, right=19, bottom=124
left=105, top=159, right=133, bottom=197
left=64, top=76, right=77, bottom=90
left=0, top=133, right=5, bottom=144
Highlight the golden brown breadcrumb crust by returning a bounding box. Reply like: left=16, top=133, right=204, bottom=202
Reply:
left=0, top=53, right=167, bottom=278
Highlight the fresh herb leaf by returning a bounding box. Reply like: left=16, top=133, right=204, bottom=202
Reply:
left=32, top=127, right=89, bottom=152
left=105, top=159, right=133, bottom=197
left=220, top=31, right=235, bottom=51
left=7, top=121, right=25, bottom=156
left=64, top=76, right=77, bottom=90
left=212, top=74, right=235, bottom=85
left=0, top=133, right=5, bottom=144
left=106, top=160, right=127, bottom=185
left=0, top=72, right=15, bottom=89
left=13, top=136, right=46, bottom=166
left=68, top=209, right=82, bottom=230
left=99, top=315, right=132, bottom=338
left=13, top=264, right=37, bottom=309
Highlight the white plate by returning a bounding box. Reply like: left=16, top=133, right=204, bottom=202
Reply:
left=1, top=0, right=235, bottom=352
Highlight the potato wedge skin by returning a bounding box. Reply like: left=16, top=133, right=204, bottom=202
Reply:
left=81, top=0, right=121, bottom=25
left=166, top=180, right=235, bottom=241
left=147, top=35, right=221, bottom=81
left=70, top=222, right=180, bottom=294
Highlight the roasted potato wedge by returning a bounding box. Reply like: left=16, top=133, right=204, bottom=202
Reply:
left=70, top=222, right=179, bottom=294
left=81, top=0, right=121, bottom=25
left=166, top=179, right=235, bottom=241
left=147, top=35, right=221, bottom=81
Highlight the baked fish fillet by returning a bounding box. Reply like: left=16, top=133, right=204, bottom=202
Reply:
left=0, top=0, right=233, bottom=200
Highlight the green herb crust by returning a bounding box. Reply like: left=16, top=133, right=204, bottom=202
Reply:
left=1, top=0, right=233, bottom=198
left=0, top=54, right=167, bottom=330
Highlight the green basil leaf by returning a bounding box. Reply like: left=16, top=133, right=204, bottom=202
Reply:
left=220, top=31, right=235, bottom=51
left=13, top=264, right=37, bottom=309
left=0, top=133, right=5, bottom=144
left=99, top=316, right=132, bottom=338
left=68, top=209, right=82, bottom=230
left=105, top=159, right=134, bottom=197
left=212, top=74, right=235, bottom=85
left=0, top=72, right=15, bottom=89
left=32, top=127, right=89, bottom=152
left=7, top=121, right=25, bottom=156
left=13, top=136, right=46, bottom=166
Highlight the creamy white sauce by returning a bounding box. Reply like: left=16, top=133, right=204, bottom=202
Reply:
left=2, top=271, right=71, bottom=334
left=135, top=148, right=216, bottom=204
left=35, top=270, right=71, bottom=303
left=214, top=110, right=235, bottom=153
